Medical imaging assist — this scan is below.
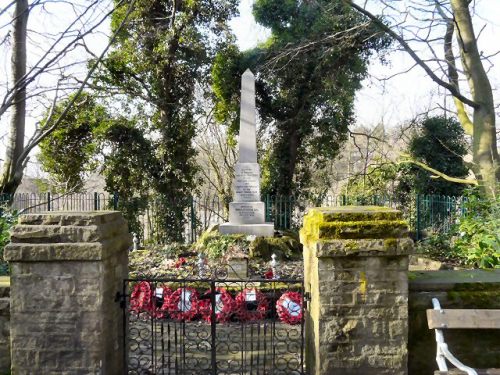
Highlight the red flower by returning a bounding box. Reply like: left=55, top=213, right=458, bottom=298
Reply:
left=174, top=257, right=187, bottom=268
left=264, top=268, right=274, bottom=279
left=198, top=288, right=235, bottom=323
left=130, top=281, right=171, bottom=319
left=235, top=288, right=268, bottom=321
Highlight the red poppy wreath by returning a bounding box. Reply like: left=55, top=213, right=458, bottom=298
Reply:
left=235, top=288, right=268, bottom=322
left=276, top=291, right=303, bottom=325
left=199, top=287, right=235, bottom=323
left=130, top=281, right=154, bottom=315
left=162, top=287, right=199, bottom=321
left=130, top=281, right=171, bottom=319
left=152, top=285, right=172, bottom=319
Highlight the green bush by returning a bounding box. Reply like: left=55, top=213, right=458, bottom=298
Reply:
left=453, top=192, right=500, bottom=268
left=415, top=231, right=463, bottom=266
left=0, top=207, right=17, bottom=275
left=193, top=230, right=249, bottom=260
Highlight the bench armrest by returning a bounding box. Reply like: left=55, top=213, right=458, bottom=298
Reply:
left=431, top=298, right=478, bottom=375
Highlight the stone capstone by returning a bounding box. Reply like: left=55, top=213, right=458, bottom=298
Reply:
left=300, top=206, right=407, bottom=243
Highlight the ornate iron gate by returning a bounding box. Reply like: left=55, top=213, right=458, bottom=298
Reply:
left=119, top=272, right=306, bottom=375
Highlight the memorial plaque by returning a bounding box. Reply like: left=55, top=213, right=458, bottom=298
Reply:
left=233, top=163, right=260, bottom=202
left=229, top=202, right=265, bottom=224
left=227, top=258, right=248, bottom=279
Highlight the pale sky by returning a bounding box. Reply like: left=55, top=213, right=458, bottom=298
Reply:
left=1, top=0, right=499, bottom=176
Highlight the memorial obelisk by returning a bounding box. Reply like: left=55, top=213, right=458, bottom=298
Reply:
left=219, top=70, right=274, bottom=237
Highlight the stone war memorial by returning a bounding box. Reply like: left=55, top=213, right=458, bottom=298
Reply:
left=2, top=68, right=498, bottom=375
left=219, top=69, right=274, bottom=237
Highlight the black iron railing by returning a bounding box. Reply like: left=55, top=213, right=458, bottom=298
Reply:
left=119, top=269, right=306, bottom=374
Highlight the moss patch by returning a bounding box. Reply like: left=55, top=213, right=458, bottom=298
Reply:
left=249, top=235, right=302, bottom=260
left=446, top=290, right=500, bottom=309
left=317, top=220, right=408, bottom=240
left=383, top=238, right=398, bottom=251
left=344, top=240, right=359, bottom=252
left=311, top=206, right=402, bottom=222
left=301, top=207, right=408, bottom=242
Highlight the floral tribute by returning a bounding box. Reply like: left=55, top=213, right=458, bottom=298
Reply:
left=198, top=288, right=235, bottom=323
left=276, top=291, right=303, bottom=325
left=130, top=281, right=171, bottom=319
left=162, top=287, right=200, bottom=321
left=235, top=288, right=268, bottom=322
left=264, top=268, right=274, bottom=279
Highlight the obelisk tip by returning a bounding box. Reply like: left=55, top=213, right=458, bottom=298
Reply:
left=243, top=69, right=254, bottom=77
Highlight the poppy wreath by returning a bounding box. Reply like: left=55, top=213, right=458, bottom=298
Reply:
left=130, top=281, right=172, bottom=319
left=276, top=291, right=303, bottom=325
left=235, top=288, right=268, bottom=322
left=130, top=281, right=154, bottom=315
left=162, top=287, right=200, bottom=321
left=152, top=285, right=172, bottom=319
left=199, top=288, right=235, bottom=323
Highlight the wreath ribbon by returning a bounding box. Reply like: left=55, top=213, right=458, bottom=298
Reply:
left=199, top=287, right=235, bottom=323
left=162, top=287, right=199, bottom=321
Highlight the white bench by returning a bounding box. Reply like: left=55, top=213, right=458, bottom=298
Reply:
left=426, top=298, right=500, bottom=375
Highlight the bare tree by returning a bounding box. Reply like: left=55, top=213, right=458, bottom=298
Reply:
left=194, top=108, right=237, bottom=217
left=342, top=0, right=499, bottom=197
left=0, top=0, right=135, bottom=195
left=1, top=0, right=28, bottom=194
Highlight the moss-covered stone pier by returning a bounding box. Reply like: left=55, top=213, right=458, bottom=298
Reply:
left=300, top=206, right=413, bottom=375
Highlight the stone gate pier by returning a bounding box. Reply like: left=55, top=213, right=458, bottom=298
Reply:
left=4, top=212, right=130, bottom=374
left=300, top=206, right=413, bottom=375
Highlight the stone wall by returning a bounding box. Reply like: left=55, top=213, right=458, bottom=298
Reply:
left=4, top=212, right=130, bottom=374
left=0, top=281, right=10, bottom=374
left=408, top=269, right=500, bottom=375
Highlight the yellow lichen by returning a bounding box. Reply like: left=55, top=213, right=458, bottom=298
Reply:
left=359, top=271, right=367, bottom=301
left=344, top=240, right=360, bottom=252
left=384, top=238, right=398, bottom=251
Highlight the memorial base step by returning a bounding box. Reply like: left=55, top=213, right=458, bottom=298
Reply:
left=219, top=223, right=275, bottom=237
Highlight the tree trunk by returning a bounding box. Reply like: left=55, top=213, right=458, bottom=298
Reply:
left=0, top=0, right=29, bottom=195
left=451, top=0, right=500, bottom=196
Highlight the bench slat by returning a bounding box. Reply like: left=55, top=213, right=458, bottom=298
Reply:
left=427, top=309, right=500, bottom=329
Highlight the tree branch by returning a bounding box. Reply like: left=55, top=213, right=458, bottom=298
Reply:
left=344, top=0, right=479, bottom=109
left=399, top=153, right=478, bottom=185
left=14, top=0, right=138, bottom=171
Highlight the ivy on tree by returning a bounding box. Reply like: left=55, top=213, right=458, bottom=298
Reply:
left=94, top=0, right=238, bottom=242
left=38, top=93, right=110, bottom=192
left=212, top=0, right=389, bottom=198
